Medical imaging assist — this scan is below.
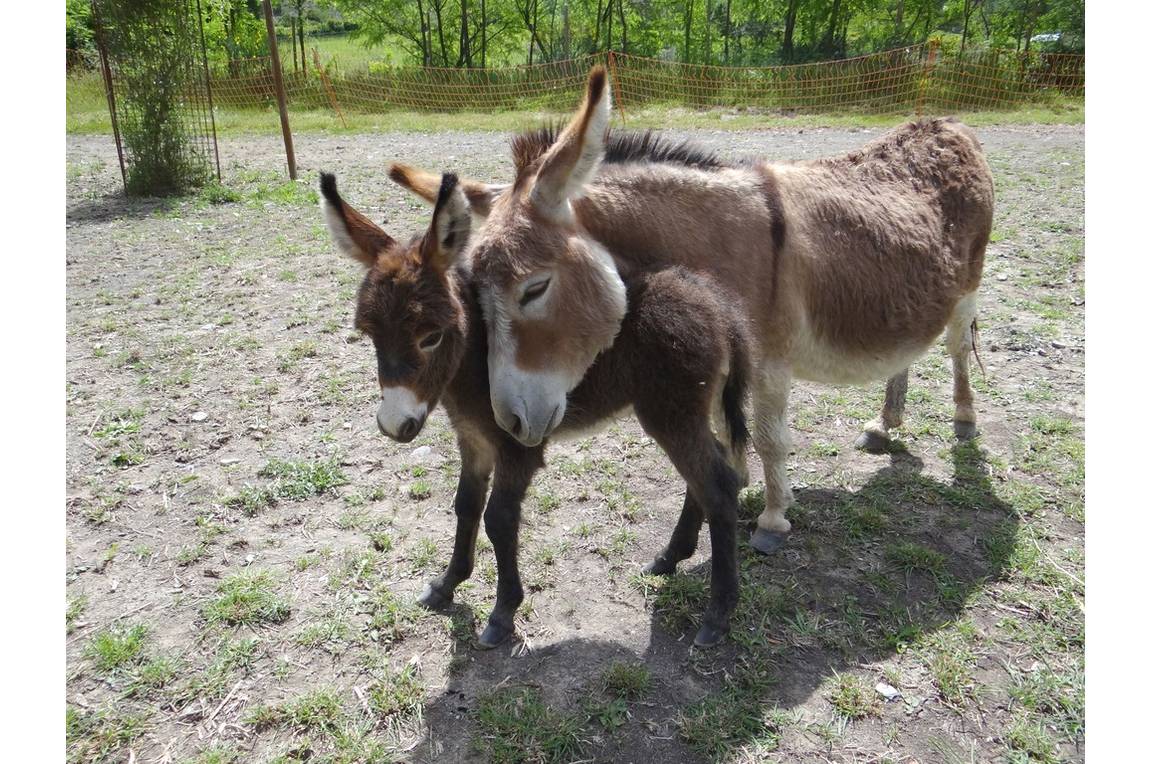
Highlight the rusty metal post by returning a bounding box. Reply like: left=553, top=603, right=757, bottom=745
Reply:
left=91, top=3, right=127, bottom=187
left=607, top=50, right=626, bottom=125
left=261, top=0, right=297, bottom=180
left=195, top=0, right=222, bottom=182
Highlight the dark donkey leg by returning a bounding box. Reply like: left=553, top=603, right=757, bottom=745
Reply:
left=418, top=435, right=495, bottom=610
left=478, top=443, right=544, bottom=648
left=643, top=491, right=704, bottom=576
left=855, top=369, right=909, bottom=453
left=639, top=409, right=740, bottom=648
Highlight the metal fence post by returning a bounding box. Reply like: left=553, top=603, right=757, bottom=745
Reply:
left=261, top=0, right=297, bottom=180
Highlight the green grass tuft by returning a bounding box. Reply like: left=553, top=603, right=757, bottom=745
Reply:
left=601, top=661, right=652, bottom=700
left=259, top=457, right=348, bottom=500
left=826, top=672, right=880, bottom=719
left=473, top=686, right=585, bottom=763
left=203, top=571, right=291, bottom=626
left=85, top=623, right=148, bottom=673
left=367, top=663, right=425, bottom=720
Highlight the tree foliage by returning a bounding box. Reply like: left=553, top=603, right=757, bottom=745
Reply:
left=75, top=0, right=1084, bottom=71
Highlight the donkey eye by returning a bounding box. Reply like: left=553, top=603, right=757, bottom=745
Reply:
left=419, top=331, right=444, bottom=351
left=520, top=278, right=551, bottom=307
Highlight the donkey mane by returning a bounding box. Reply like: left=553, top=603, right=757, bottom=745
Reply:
left=511, top=125, right=726, bottom=178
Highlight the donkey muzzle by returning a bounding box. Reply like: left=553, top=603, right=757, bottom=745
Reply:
left=376, top=387, right=429, bottom=443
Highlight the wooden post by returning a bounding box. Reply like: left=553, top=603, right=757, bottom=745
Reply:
left=261, top=0, right=297, bottom=180
left=91, top=5, right=127, bottom=187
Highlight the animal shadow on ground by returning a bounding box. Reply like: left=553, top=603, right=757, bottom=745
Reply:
left=410, top=441, right=1017, bottom=762
left=66, top=192, right=177, bottom=226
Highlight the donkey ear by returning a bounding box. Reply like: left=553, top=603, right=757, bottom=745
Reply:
left=389, top=162, right=507, bottom=219
left=530, top=67, right=610, bottom=219
left=420, top=173, right=471, bottom=270
left=320, top=173, right=396, bottom=267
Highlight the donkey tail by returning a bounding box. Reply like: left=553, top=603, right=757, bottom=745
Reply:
left=721, top=321, right=753, bottom=486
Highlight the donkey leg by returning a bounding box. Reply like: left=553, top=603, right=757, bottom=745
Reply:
left=636, top=400, right=740, bottom=648
left=947, top=292, right=980, bottom=440
left=750, top=364, right=793, bottom=555
left=694, top=461, right=740, bottom=648
left=477, top=446, right=542, bottom=649
left=643, top=490, right=704, bottom=576
left=855, top=370, right=910, bottom=454
left=418, top=436, right=495, bottom=610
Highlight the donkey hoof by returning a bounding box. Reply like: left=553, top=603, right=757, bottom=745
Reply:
left=693, top=622, right=729, bottom=649
left=750, top=528, right=788, bottom=555
left=417, top=583, right=452, bottom=611
left=643, top=556, right=677, bottom=577
left=954, top=421, right=979, bottom=441
left=854, top=430, right=891, bottom=454
left=478, top=620, right=514, bottom=649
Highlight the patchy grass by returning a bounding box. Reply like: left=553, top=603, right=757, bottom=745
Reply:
left=66, top=126, right=1083, bottom=762
left=248, top=688, right=345, bottom=733
left=67, top=707, right=148, bottom=764
left=67, top=595, right=88, bottom=634
left=601, top=661, right=651, bottom=700
left=367, top=662, right=425, bottom=719
left=473, top=686, right=586, bottom=764
left=203, top=571, right=291, bottom=626
left=258, top=456, right=348, bottom=500
left=85, top=623, right=148, bottom=674
left=826, top=671, right=880, bottom=719
left=678, top=659, right=784, bottom=759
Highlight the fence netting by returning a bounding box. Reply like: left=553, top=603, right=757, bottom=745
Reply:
left=88, top=0, right=220, bottom=194
left=71, top=42, right=1083, bottom=124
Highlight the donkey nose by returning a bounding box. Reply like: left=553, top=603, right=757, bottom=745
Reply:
left=396, top=417, right=421, bottom=442
left=509, top=413, right=526, bottom=440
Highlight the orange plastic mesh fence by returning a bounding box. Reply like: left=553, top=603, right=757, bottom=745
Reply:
left=79, top=43, right=1083, bottom=121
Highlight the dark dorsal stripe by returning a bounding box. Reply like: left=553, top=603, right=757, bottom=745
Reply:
left=510, top=125, right=726, bottom=177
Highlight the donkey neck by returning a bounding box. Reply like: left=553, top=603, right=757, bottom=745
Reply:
left=437, top=268, right=497, bottom=426
left=571, top=163, right=774, bottom=274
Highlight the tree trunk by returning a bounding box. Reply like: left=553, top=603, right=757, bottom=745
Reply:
left=606, top=0, right=613, bottom=52
left=433, top=1, right=449, bottom=66
left=724, top=0, right=731, bottom=64
left=684, top=0, right=694, bottom=64
left=618, top=0, right=627, bottom=54
left=960, top=0, right=983, bottom=56
left=703, top=1, right=711, bottom=64
left=459, top=0, right=471, bottom=67
left=481, top=0, right=487, bottom=67
left=593, top=0, right=603, bottom=51
left=820, top=0, right=842, bottom=58
left=290, top=17, right=298, bottom=72
left=298, top=12, right=306, bottom=75
left=562, top=0, right=571, bottom=59
left=782, top=0, right=798, bottom=62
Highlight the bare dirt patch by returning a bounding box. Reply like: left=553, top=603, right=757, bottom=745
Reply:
left=67, top=124, right=1083, bottom=763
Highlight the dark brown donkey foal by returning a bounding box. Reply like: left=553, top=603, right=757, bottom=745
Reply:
left=320, top=171, right=753, bottom=648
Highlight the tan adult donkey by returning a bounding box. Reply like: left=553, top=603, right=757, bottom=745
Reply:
left=391, top=67, right=994, bottom=555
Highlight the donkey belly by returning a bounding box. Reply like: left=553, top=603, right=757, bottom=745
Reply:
left=788, top=322, right=935, bottom=386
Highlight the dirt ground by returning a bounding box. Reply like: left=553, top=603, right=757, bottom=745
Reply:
left=66, top=123, right=1084, bottom=764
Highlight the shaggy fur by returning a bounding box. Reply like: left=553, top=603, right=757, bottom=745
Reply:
left=321, top=171, right=754, bottom=648
left=403, top=69, right=995, bottom=550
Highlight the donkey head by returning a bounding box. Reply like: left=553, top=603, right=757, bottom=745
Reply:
left=320, top=171, right=471, bottom=443
left=392, top=68, right=626, bottom=447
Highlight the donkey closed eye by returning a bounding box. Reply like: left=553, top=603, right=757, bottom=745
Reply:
left=419, top=331, right=444, bottom=351
left=519, top=278, right=551, bottom=308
